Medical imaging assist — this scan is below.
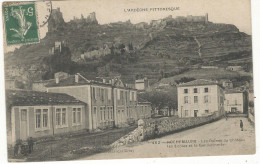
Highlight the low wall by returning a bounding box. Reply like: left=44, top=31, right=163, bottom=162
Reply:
left=111, top=112, right=221, bottom=147
left=138, top=112, right=220, bottom=141
left=248, top=108, right=255, bottom=125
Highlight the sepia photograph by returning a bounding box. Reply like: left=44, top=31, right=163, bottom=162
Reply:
left=0, top=0, right=258, bottom=163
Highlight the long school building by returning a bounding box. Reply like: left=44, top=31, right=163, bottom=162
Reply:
left=46, top=73, right=140, bottom=130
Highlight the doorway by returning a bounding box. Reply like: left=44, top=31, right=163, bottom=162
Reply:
left=194, top=110, right=198, bottom=117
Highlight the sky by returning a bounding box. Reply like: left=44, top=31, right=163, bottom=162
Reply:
left=5, top=0, right=252, bottom=52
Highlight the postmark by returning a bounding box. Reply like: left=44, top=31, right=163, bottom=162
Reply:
left=3, top=3, right=39, bottom=45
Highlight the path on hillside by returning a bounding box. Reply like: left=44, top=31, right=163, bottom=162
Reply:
left=194, top=36, right=202, bottom=57
left=81, top=117, right=255, bottom=160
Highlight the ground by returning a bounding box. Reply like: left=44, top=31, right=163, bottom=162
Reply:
left=82, top=117, right=255, bottom=160
left=8, top=125, right=137, bottom=162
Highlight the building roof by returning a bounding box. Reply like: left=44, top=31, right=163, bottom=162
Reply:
left=45, top=73, right=110, bottom=87
left=46, top=73, right=137, bottom=90
left=177, top=79, right=219, bottom=87
left=225, top=88, right=244, bottom=94
left=5, top=89, right=86, bottom=108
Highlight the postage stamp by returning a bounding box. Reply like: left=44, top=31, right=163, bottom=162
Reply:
left=3, top=3, right=39, bottom=45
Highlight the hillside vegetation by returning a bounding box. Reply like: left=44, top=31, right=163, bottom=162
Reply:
left=5, top=10, right=252, bottom=85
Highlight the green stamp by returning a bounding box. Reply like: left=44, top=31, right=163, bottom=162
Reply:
left=3, top=3, right=39, bottom=45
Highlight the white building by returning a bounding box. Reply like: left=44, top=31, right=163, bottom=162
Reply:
left=225, top=90, right=247, bottom=113
left=135, top=77, right=149, bottom=91
left=177, top=79, right=225, bottom=118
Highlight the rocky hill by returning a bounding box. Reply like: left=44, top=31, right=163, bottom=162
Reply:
left=5, top=9, right=252, bottom=84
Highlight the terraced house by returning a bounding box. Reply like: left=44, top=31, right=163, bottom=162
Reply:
left=46, top=73, right=140, bottom=130
left=177, top=79, right=225, bottom=117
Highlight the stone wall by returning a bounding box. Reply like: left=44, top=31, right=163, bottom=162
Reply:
left=139, top=112, right=220, bottom=141
left=111, top=112, right=221, bottom=147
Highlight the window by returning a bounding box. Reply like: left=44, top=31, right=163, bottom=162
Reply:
left=194, top=96, right=198, bottom=103
left=235, top=100, right=237, bottom=105
left=110, top=107, right=114, bottom=119
left=184, top=96, right=189, bottom=104
left=108, top=89, right=111, bottom=100
left=117, top=90, right=120, bottom=100
left=100, top=88, right=104, bottom=101
left=62, top=108, right=66, bottom=125
left=205, top=110, right=209, bottom=113
left=125, top=91, right=128, bottom=101
left=204, top=88, right=209, bottom=93
left=104, top=107, right=106, bottom=120
left=130, top=92, right=132, bottom=101
left=92, top=87, right=96, bottom=99
left=100, top=107, right=103, bottom=120
left=56, top=108, right=67, bottom=127
left=73, top=108, right=76, bottom=124
left=194, top=88, right=198, bottom=93
left=35, top=109, right=49, bottom=129
left=133, top=92, right=136, bottom=101
left=120, top=91, right=124, bottom=100
left=204, top=96, right=209, bottom=103
left=93, top=106, right=97, bottom=114
left=185, top=110, right=188, bottom=116
left=132, top=92, right=134, bottom=101
left=73, top=108, right=82, bottom=124
left=36, top=109, right=41, bottom=128
left=184, top=89, right=188, bottom=94
left=43, top=109, right=48, bottom=128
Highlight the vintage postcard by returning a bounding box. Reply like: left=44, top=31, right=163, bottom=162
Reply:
left=2, top=0, right=255, bottom=162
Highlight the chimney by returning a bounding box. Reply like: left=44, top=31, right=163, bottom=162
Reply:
left=55, top=77, right=59, bottom=84
left=103, top=79, right=106, bottom=83
left=109, top=80, right=112, bottom=84
left=75, top=74, right=79, bottom=83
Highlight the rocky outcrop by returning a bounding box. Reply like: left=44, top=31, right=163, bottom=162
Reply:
left=48, top=8, right=65, bottom=32
left=86, top=12, right=98, bottom=24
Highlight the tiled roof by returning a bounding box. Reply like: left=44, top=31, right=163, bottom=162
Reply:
left=5, top=90, right=86, bottom=108
left=177, top=79, right=218, bottom=87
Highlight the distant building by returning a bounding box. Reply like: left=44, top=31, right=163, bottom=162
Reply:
left=32, top=79, right=55, bottom=92
left=6, top=90, right=86, bottom=145
left=177, top=79, right=225, bottom=117
left=226, top=66, right=243, bottom=71
left=5, top=78, right=17, bottom=90
left=135, top=77, right=149, bottom=91
left=137, top=98, right=152, bottom=119
left=224, top=90, right=247, bottom=113
left=219, top=79, right=233, bottom=89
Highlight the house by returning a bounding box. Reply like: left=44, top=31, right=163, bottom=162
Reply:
left=135, top=77, right=149, bottom=91
left=177, top=79, right=225, bottom=118
left=218, top=79, right=233, bottom=89
left=32, top=79, right=55, bottom=92
left=5, top=78, right=17, bottom=90
left=224, top=90, right=247, bottom=113
left=6, top=90, right=87, bottom=145
left=46, top=73, right=138, bottom=130
left=136, top=98, right=152, bottom=119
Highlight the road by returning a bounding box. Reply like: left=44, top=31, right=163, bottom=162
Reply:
left=81, top=117, right=255, bottom=160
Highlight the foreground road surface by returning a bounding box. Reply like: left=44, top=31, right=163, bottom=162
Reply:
left=81, top=117, right=255, bottom=160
